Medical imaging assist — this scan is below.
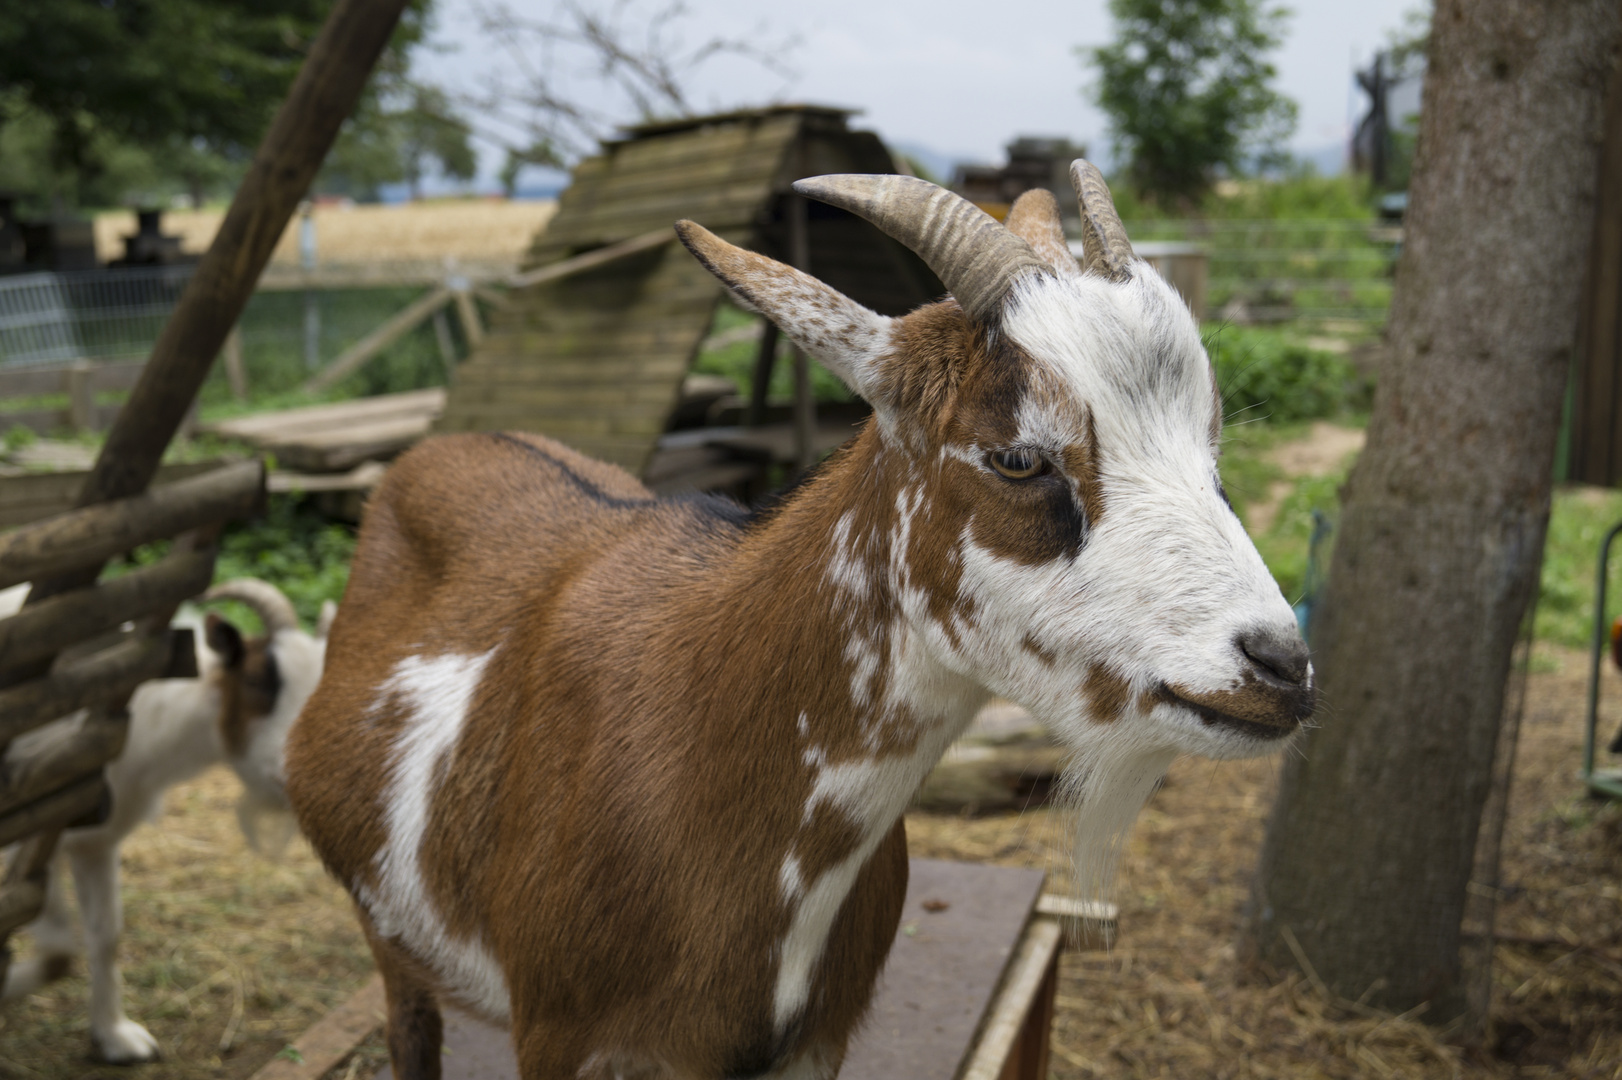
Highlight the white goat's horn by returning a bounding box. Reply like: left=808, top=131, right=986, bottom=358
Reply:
left=1070, top=160, right=1134, bottom=281
left=792, top=174, right=1052, bottom=324
left=203, top=578, right=299, bottom=635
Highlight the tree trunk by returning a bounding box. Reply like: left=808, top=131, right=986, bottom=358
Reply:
left=1242, top=0, right=1620, bottom=1026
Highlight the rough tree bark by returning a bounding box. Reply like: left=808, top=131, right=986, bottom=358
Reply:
left=1242, top=0, right=1621, bottom=1026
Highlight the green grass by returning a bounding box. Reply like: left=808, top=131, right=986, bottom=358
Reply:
left=1536, top=488, right=1622, bottom=650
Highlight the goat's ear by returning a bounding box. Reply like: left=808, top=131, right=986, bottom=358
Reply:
left=205, top=613, right=246, bottom=669
left=1006, top=190, right=1081, bottom=279
left=675, top=220, right=897, bottom=405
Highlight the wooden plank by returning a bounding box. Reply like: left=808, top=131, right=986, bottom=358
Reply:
left=304, top=287, right=452, bottom=393
left=201, top=389, right=445, bottom=442
left=1034, top=893, right=1120, bottom=944
left=507, top=229, right=674, bottom=290
left=958, top=919, right=1063, bottom=1080
left=357, top=859, right=1049, bottom=1080
left=205, top=388, right=445, bottom=434
left=246, top=974, right=385, bottom=1080
left=537, top=155, right=786, bottom=218
left=0, top=460, right=263, bottom=591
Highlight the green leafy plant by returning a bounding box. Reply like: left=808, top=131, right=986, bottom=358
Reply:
left=1206, top=326, right=1368, bottom=423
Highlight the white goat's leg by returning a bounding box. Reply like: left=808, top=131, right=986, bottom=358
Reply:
left=67, top=840, right=160, bottom=1063
left=1, top=854, right=77, bottom=999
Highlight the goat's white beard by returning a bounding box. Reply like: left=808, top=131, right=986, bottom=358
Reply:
left=1059, top=740, right=1177, bottom=914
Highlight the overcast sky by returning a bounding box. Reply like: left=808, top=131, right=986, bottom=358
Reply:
left=415, top=0, right=1424, bottom=183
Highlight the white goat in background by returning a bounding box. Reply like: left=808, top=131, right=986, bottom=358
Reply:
left=0, top=579, right=332, bottom=1063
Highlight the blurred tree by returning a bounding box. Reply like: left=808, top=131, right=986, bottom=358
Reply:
left=0, top=0, right=438, bottom=210
left=1083, top=0, right=1297, bottom=207
left=499, top=140, right=563, bottom=198
left=0, top=0, right=326, bottom=206
left=1240, top=0, right=1620, bottom=1033
left=321, top=81, right=475, bottom=200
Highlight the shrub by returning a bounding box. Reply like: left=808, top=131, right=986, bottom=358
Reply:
left=1205, top=326, right=1366, bottom=423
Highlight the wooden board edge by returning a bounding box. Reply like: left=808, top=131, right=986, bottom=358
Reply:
left=247, top=972, right=384, bottom=1080
left=956, top=917, right=1063, bottom=1080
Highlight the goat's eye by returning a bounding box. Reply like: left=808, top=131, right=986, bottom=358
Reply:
left=989, top=449, right=1045, bottom=480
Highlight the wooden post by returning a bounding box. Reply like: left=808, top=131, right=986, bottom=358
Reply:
left=222, top=325, right=248, bottom=401
left=432, top=306, right=456, bottom=372
left=748, top=321, right=780, bottom=426
left=64, top=361, right=94, bottom=434
left=302, top=286, right=453, bottom=393
left=453, top=289, right=483, bottom=351
left=787, top=193, right=815, bottom=472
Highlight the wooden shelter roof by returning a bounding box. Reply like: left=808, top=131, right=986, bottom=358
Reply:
left=437, top=106, right=943, bottom=473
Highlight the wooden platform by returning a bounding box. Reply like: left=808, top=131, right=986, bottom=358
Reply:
left=253, top=860, right=1066, bottom=1080
left=198, top=388, right=446, bottom=473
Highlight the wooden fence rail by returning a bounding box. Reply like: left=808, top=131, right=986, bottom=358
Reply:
left=0, top=459, right=263, bottom=590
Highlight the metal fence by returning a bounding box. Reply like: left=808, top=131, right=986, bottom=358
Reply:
left=0, top=266, right=193, bottom=367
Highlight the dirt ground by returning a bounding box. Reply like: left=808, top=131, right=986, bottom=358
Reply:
left=2, top=645, right=1618, bottom=1080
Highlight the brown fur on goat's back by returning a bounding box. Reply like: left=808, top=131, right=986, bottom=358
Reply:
left=286, top=430, right=908, bottom=1077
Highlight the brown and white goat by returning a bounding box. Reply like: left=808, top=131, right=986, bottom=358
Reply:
left=2, top=580, right=330, bottom=1062
left=286, top=164, right=1314, bottom=1080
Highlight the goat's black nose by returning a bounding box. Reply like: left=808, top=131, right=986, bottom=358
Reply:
left=1239, top=627, right=1311, bottom=685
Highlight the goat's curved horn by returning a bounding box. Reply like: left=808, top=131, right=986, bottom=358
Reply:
left=792, top=174, right=1052, bottom=323
left=203, top=579, right=299, bottom=635
left=1070, top=160, right=1134, bottom=281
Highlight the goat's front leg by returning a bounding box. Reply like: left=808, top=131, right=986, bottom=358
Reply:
left=1, top=854, right=77, bottom=999
left=66, top=839, right=160, bottom=1063
left=368, top=925, right=443, bottom=1080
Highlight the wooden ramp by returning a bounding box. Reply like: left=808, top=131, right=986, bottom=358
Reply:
left=437, top=105, right=942, bottom=477
left=253, top=860, right=1066, bottom=1080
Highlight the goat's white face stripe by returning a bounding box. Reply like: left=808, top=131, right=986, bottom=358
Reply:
left=367, top=648, right=510, bottom=1021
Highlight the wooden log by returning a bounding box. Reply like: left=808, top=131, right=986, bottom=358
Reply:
left=0, top=775, right=107, bottom=853
left=303, top=286, right=452, bottom=393
left=0, top=709, right=127, bottom=819
left=0, top=460, right=262, bottom=591
left=68, top=0, right=411, bottom=517
left=506, top=228, right=674, bottom=290
left=0, top=549, right=215, bottom=670
left=0, top=634, right=173, bottom=746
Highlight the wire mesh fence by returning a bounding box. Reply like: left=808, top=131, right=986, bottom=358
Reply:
left=0, top=264, right=486, bottom=412
left=1122, top=219, right=1400, bottom=326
